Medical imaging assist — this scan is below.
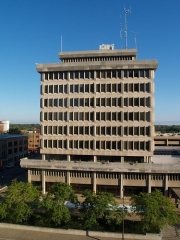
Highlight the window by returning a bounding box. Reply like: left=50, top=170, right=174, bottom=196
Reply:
left=74, top=112, right=78, bottom=120
left=106, top=141, right=110, bottom=149
left=59, top=112, right=63, bottom=121
left=79, top=112, right=84, bottom=120
left=101, top=112, right=105, bottom=121
left=59, top=99, right=63, bottom=107
left=69, top=126, right=73, bottom=134
left=96, top=84, right=100, bottom=92
left=101, top=98, right=105, bottom=107
left=59, top=126, right=62, bottom=134
left=80, top=84, right=84, bottom=93
left=54, top=85, right=58, bottom=93
left=80, top=71, right=84, bottom=79
left=96, top=98, right=100, bottom=107
left=54, top=99, right=58, bottom=107
left=70, top=85, right=73, bottom=93
left=106, top=112, right=111, bottom=121
left=101, top=84, right=105, bottom=92
left=112, top=98, right=116, bottom=106
left=79, top=126, right=83, bottom=135
left=85, top=98, right=89, bottom=107
left=96, top=112, right=100, bottom=121
left=69, top=112, right=73, bottom=121
left=59, top=85, right=63, bottom=93
left=101, top=127, right=105, bottom=135
left=74, top=126, right=78, bottom=134
left=112, top=141, right=116, bottom=150
left=96, top=126, right=100, bottom=135
left=85, top=71, right=89, bottom=78
left=112, top=127, right=116, bottom=135
left=85, top=127, right=89, bottom=135
left=80, top=98, right=84, bottom=107
left=96, top=141, right=100, bottom=149
left=74, top=98, right=78, bottom=107
left=112, top=112, right=116, bottom=121
left=85, top=84, right=89, bottom=93
left=107, top=98, right=111, bottom=107
left=90, top=84, right=94, bottom=93
left=85, top=112, right=89, bottom=121
left=112, top=84, right=116, bottom=92
left=107, top=84, right=111, bottom=92
left=75, top=85, right=78, bottom=93
left=107, top=127, right=111, bottom=135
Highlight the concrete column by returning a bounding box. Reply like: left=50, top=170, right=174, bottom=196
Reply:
left=66, top=171, right=70, bottom=185
left=121, top=156, right=124, bottom=163
left=93, top=156, right=97, bottom=162
left=148, top=174, right=151, bottom=193
left=42, top=154, right=45, bottom=160
left=166, top=139, right=168, bottom=146
left=41, top=170, right=46, bottom=195
left=120, top=173, right=124, bottom=198
left=67, top=155, right=70, bottom=161
left=28, top=170, right=31, bottom=183
left=93, top=172, right=96, bottom=193
left=164, top=174, right=168, bottom=197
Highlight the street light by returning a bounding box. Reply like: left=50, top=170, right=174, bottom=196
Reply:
left=122, top=188, right=125, bottom=240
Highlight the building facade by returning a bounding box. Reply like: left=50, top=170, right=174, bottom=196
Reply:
left=27, top=130, right=40, bottom=153
left=0, top=134, right=28, bottom=168
left=21, top=46, right=162, bottom=197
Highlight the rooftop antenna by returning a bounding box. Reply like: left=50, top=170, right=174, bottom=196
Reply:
left=60, top=35, right=63, bottom=52
left=124, top=6, right=131, bottom=49
left=120, top=21, right=123, bottom=49
left=132, top=31, right=139, bottom=49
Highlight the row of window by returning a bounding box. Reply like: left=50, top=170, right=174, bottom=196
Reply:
left=30, top=170, right=180, bottom=181
left=43, top=82, right=151, bottom=94
left=42, top=111, right=151, bottom=122
left=62, top=56, right=133, bottom=63
left=43, top=97, right=151, bottom=108
left=43, top=125, right=151, bottom=136
left=43, top=139, right=150, bottom=151
left=43, top=69, right=150, bottom=81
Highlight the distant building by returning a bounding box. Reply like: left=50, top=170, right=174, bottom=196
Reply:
left=0, top=120, right=9, bottom=133
left=27, top=130, right=40, bottom=153
left=0, top=134, right=28, bottom=168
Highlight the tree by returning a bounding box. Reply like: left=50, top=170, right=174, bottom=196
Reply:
left=0, top=181, right=40, bottom=223
left=8, top=127, right=21, bottom=134
left=37, top=182, right=78, bottom=227
left=79, top=190, right=126, bottom=230
left=130, top=189, right=179, bottom=233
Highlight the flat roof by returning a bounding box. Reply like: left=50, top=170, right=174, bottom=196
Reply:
left=0, top=134, right=28, bottom=140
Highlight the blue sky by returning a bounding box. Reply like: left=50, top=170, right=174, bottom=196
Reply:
left=0, top=0, right=180, bottom=124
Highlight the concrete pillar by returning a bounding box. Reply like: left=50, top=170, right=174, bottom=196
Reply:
left=93, top=156, right=97, bottom=162
left=42, top=154, right=45, bottom=160
left=67, top=155, right=70, bottom=161
left=164, top=174, right=168, bottom=197
left=148, top=174, right=151, bottom=193
left=66, top=171, right=70, bottom=185
left=121, top=156, right=124, bottom=163
left=28, top=170, right=31, bottom=183
left=120, top=173, right=124, bottom=198
left=166, top=139, right=168, bottom=146
left=93, top=172, right=96, bottom=193
left=41, top=170, right=46, bottom=194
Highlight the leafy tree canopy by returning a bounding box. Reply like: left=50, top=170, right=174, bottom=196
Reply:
left=0, top=181, right=40, bottom=223
left=79, top=190, right=126, bottom=230
left=130, top=189, right=179, bottom=233
left=37, top=182, right=78, bottom=227
left=8, top=127, right=21, bottom=134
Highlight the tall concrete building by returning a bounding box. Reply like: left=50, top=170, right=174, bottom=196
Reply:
left=21, top=45, right=163, bottom=197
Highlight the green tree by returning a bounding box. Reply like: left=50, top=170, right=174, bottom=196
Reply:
left=79, top=190, right=125, bottom=230
left=37, top=182, right=78, bottom=227
left=8, top=127, right=21, bottom=134
left=0, top=181, right=40, bottom=223
left=130, top=189, right=179, bottom=233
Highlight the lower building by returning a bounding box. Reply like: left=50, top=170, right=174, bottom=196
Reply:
left=0, top=134, right=28, bottom=168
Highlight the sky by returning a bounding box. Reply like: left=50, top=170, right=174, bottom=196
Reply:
left=0, top=0, right=180, bottom=124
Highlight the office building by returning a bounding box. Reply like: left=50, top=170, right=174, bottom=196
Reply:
left=21, top=44, right=179, bottom=198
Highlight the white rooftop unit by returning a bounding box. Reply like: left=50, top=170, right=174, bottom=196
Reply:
left=0, top=120, right=9, bottom=132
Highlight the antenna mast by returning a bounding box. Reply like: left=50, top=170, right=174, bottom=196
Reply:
left=60, top=35, right=63, bottom=52
left=124, top=7, right=131, bottom=49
